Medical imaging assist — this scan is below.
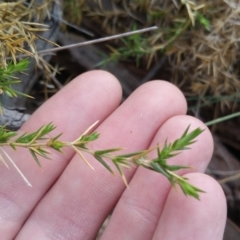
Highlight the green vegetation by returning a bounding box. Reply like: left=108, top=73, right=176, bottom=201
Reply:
left=0, top=121, right=204, bottom=199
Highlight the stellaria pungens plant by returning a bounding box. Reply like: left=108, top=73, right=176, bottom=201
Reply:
left=0, top=121, right=205, bottom=199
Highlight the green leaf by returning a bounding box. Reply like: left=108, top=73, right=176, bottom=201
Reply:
left=49, top=140, right=64, bottom=152
left=150, top=162, right=170, bottom=179
left=15, top=123, right=56, bottom=143
left=94, top=155, right=114, bottom=174
left=75, top=132, right=100, bottom=149
left=175, top=127, right=204, bottom=150
left=10, top=142, right=16, bottom=150
left=5, top=88, right=17, bottom=98
left=0, top=126, right=17, bottom=143
left=178, top=179, right=205, bottom=200
left=165, top=164, right=190, bottom=171
left=113, top=156, right=130, bottom=168
left=117, top=151, right=146, bottom=158
left=29, top=149, right=42, bottom=168
left=37, top=123, right=56, bottom=139
left=80, top=132, right=99, bottom=142
left=113, top=160, right=128, bottom=186
left=196, top=13, right=211, bottom=31
left=0, top=59, right=30, bottom=99
left=15, top=132, right=38, bottom=143
left=181, top=125, right=190, bottom=139
left=33, top=148, right=49, bottom=159
left=94, top=148, right=122, bottom=156
left=52, top=133, right=63, bottom=141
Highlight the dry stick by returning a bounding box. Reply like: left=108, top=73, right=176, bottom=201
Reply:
left=13, top=26, right=158, bottom=59
left=218, top=172, right=240, bottom=184
left=206, top=169, right=240, bottom=176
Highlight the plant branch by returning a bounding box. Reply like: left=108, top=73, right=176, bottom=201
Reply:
left=0, top=122, right=204, bottom=199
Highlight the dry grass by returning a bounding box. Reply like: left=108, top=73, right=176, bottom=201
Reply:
left=0, top=0, right=55, bottom=69
left=67, top=0, right=240, bottom=103
left=2, top=0, right=239, bottom=106
left=169, top=0, right=240, bottom=99
left=63, top=0, right=86, bottom=25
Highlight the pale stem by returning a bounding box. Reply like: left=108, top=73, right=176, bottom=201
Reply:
left=0, top=147, right=32, bottom=187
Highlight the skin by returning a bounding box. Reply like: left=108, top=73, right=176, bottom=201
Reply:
left=0, top=70, right=226, bottom=240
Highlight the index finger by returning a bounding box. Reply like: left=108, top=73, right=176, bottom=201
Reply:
left=0, top=70, right=122, bottom=239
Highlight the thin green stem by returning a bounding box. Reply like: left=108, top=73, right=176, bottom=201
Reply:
left=205, top=112, right=240, bottom=126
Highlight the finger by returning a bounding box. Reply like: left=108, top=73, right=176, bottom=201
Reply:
left=153, top=173, right=227, bottom=240
left=101, top=115, right=213, bottom=240
left=16, top=81, right=187, bottom=239
left=0, top=70, right=122, bottom=239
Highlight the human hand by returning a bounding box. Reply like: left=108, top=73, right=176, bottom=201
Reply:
left=0, top=71, right=226, bottom=239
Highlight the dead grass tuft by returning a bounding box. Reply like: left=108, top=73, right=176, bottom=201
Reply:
left=0, top=0, right=55, bottom=69
left=70, top=0, right=240, bottom=102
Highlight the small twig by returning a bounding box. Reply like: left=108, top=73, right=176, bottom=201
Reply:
left=14, top=26, right=158, bottom=58
left=206, top=169, right=240, bottom=176
left=218, top=172, right=240, bottom=184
